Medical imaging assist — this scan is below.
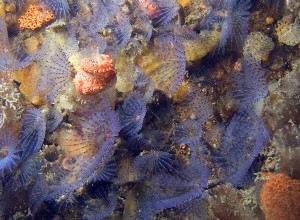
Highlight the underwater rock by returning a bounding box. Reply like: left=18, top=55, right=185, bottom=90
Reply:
left=263, top=60, right=300, bottom=179
left=276, top=16, right=300, bottom=46
left=209, top=183, right=262, bottom=220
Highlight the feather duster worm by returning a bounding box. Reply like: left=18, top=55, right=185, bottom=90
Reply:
left=119, top=91, right=147, bottom=137
left=217, top=110, right=270, bottom=185
left=46, top=98, right=120, bottom=202
left=18, top=109, right=46, bottom=160
left=0, top=129, right=20, bottom=178
left=136, top=35, right=186, bottom=97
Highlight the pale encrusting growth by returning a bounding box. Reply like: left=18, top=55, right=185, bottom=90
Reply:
left=0, top=73, right=22, bottom=128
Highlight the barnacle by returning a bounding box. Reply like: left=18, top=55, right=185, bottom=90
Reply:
left=18, top=3, right=55, bottom=31
left=43, top=144, right=60, bottom=162
left=209, top=183, right=258, bottom=219
left=243, top=32, right=275, bottom=62
left=119, top=91, right=147, bottom=137
left=276, top=18, right=300, bottom=46
left=0, top=129, right=20, bottom=178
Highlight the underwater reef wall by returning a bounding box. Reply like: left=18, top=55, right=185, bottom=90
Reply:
left=0, top=0, right=299, bottom=219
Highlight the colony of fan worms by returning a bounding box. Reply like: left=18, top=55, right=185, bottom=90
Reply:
left=0, top=0, right=300, bottom=219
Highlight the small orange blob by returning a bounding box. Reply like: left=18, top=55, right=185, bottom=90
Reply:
left=5, top=2, right=16, bottom=13
left=147, top=4, right=158, bottom=16
left=18, top=3, right=55, bottom=31
left=74, top=54, right=117, bottom=95
left=139, top=0, right=159, bottom=17
left=260, top=173, right=300, bottom=220
left=178, top=0, right=190, bottom=7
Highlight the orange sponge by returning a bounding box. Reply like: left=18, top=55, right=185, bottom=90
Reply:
left=18, top=3, right=55, bottom=30
left=260, top=173, right=300, bottom=220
